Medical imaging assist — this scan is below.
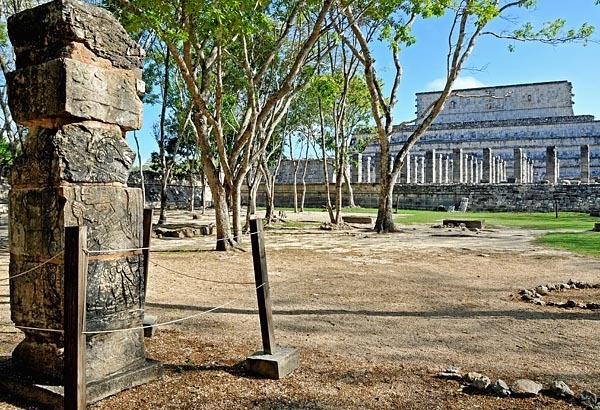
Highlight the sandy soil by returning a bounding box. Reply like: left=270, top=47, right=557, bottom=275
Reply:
left=0, top=210, right=599, bottom=409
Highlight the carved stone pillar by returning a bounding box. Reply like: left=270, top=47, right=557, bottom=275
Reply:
left=6, top=0, right=161, bottom=401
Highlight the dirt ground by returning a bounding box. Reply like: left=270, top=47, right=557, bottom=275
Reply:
left=0, top=209, right=599, bottom=409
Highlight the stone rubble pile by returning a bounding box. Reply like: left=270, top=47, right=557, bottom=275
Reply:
left=437, top=366, right=600, bottom=409
left=518, top=279, right=600, bottom=309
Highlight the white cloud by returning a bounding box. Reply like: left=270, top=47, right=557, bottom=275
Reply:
left=424, top=76, right=486, bottom=92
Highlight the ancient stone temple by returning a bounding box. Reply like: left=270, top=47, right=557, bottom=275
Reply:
left=4, top=0, right=160, bottom=404
left=362, top=81, right=600, bottom=182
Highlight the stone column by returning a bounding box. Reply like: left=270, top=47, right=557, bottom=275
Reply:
left=425, top=150, right=436, bottom=184
left=546, top=146, right=558, bottom=184
left=412, top=155, right=419, bottom=184
left=581, top=145, right=590, bottom=183
left=513, top=148, right=523, bottom=183
left=448, top=159, right=454, bottom=184
left=443, top=156, right=449, bottom=184
left=482, top=148, right=492, bottom=183
left=419, top=157, right=425, bottom=184
left=365, top=156, right=372, bottom=183
left=6, top=0, right=161, bottom=394
left=474, top=160, right=480, bottom=184
left=452, top=148, right=463, bottom=183
left=501, top=160, right=506, bottom=183
left=373, top=153, right=381, bottom=183
left=466, top=155, right=473, bottom=183
left=400, top=154, right=411, bottom=184
left=351, top=153, right=363, bottom=183
left=437, top=154, right=443, bottom=184
left=529, top=158, right=535, bottom=184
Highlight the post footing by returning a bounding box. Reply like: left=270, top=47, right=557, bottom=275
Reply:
left=246, top=348, right=299, bottom=379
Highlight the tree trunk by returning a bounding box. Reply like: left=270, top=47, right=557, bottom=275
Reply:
left=344, top=165, right=356, bottom=208
left=245, top=170, right=262, bottom=230
left=231, top=181, right=243, bottom=244
left=374, top=158, right=398, bottom=232
left=200, top=169, right=206, bottom=215
left=300, top=149, right=309, bottom=212
left=157, top=47, right=170, bottom=225
left=334, top=167, right=343, bottom=224
left=292, top=161, right=299, bottom=213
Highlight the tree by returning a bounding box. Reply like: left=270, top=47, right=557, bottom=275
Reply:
left=336, top=0, right=595, bottom=232
left=116, top=0, right=334, bottom=250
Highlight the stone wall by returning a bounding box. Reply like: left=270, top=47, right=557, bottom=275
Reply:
left=416, top=81, right=574, bottom=123
left=245, top=182, right=600, bottom=213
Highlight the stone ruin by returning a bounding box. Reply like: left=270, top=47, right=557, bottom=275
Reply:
left=2, top=0, right=161, bottom=404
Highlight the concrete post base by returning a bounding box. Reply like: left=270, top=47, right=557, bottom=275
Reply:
left=246, top=348, right=299, bottom=379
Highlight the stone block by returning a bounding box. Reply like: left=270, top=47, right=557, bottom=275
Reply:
left=143, top=314, right=158, bottom=338
left=246, top=348, right=299, bottom=379
left=8, top=58, right=142, bottom=129
left=0, top=357, right=162, bottom=409
left=342, top=215, right=373, bottom=224
left=8, top=0, right=143, bottom=74
left=10, top=123, right=135, bottom=186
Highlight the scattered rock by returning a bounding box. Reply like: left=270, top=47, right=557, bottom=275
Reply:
left=491, top=379, right=511, bottom=397
left=511, top=379, right=542, bottom=397
left=580, top=390, right=598, bottom=409
left=463, top=372, right=483, bottom=383
left=550, top=380, right=574, bottom=399
left=437, top=366, right=462, bottom=380
left=535, top=285, right=549, bottom=295
left=472, top=376, right=491, bottom=391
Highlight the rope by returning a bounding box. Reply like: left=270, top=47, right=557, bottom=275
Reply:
left=85, top=231, right=256, bottom=255
left=1, top=252, right=64, bottom=282
left=83, top=283, right=264, bottom=335
left=152, top=261, right=255, bottom=285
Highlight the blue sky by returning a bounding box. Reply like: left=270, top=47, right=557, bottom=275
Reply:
left=127, top=1, right=600, bottom=163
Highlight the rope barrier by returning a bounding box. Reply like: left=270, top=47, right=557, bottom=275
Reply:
left=152, top=261, right=255, bottom=285
left=83, top=283, right=264, bottom=335
left=84, top=231, right=256, bottom=255
left=0, top=252, right=64, bottom=282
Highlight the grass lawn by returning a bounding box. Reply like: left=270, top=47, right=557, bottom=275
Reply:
left=279, top=207, right=600, bottom=258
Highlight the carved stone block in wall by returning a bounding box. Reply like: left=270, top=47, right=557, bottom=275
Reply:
left=10, top=123, right=135, bottom=186
left=9, top=187, right=143, bottom=259
left=8, top=0, right=143, bottom=76
left=8, top=58, right=142, bottom=129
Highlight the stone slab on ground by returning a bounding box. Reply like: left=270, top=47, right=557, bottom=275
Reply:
left=443, top=219, right=485, bottom=230
left=246, top=348, right=299, bottom=379
left=0, top=357, right=163, bottom=409
left=342, top=215, right=374, bottom=225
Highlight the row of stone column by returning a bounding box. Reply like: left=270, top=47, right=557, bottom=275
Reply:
left=352, top=144, right=593, bottom=185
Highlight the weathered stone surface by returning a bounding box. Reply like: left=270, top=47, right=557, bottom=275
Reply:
left=472, top=376, right=491, bottom=391
left=511, top=379, right=542, bottom=397
left=551, top=380, right=574, bottom=399
left=10, top=123, right=134, bottom=186
left=491, top=379, right=511, bottom=397
left=9, top=187, right=143, bottom=259
left=580, top=390, right=599, bottom=409
left=8, top=58, right=142, bottom=129
left=8, top=0, right=143, bottom=74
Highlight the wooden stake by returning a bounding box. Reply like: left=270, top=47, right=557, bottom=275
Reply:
left=64, top=226, right=88, bottom=410
left=249, top=218, right=277, bottom=355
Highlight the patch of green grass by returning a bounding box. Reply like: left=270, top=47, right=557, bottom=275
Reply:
left=392, top=209, right=597, bottom=230
left=537, top=231, right=600, bottom=258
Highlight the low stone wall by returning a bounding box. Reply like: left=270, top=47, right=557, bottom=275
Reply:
left=245, top=183, right=600, bottom=212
